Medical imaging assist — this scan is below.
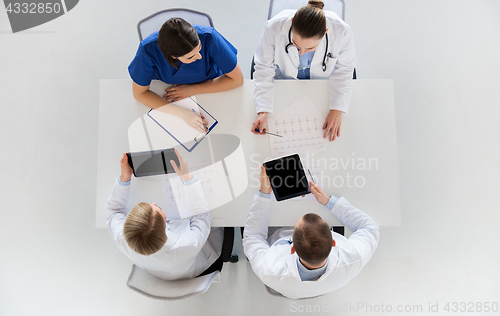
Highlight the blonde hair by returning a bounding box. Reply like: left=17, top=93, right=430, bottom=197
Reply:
left=123, top=202, right=167, bottom=256
left=292, top=0, right=326, bottom=39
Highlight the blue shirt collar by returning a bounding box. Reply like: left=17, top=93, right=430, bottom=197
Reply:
left=296, top=257, right=329, bottom=281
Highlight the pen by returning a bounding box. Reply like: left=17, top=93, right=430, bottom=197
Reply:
left=192, top=109, right=208, bottom=132
left=308, top=169, right=316, bottom=184
left=254, top=129, right=283, bottom=137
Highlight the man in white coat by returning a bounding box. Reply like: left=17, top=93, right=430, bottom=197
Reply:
left=105, top=149, right=223, bottom=280
left=243, top=166, right=379, bottom=299
left=251, top=0, right=355, bottom=142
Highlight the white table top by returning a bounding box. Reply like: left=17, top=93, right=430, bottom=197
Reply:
left=96, top=79, right=401, bottom=227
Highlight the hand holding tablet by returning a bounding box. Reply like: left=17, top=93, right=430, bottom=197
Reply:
left=259, top=166, right=272, bottom=194
left=263, top=154, right=311, bottom=201
left=126, top=148, right=180, bottom=178
left=309, top=181, right=330, bottom=205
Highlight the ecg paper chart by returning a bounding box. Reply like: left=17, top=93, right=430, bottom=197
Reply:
left=268, top=114, right=329, bottom=156
left=267, top=95, right=330, bottom=157
left=161, top=165, right=221, bottom=219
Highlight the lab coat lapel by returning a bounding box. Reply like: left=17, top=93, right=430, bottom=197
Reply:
left=280, top=18, right=300, bottom=73
left=279, top=17, right=292, bottom=36
left=286, top=45, right=300, bottom=72
left=310, top=19, right=332, bottom=78
left=310, top=36, right=327, bottom=75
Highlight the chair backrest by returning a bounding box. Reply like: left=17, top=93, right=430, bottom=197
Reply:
left=268, top=0, right=345, bottom=21
left=265, top=284, right=286, bottom=297
left=127, top=264, right=219, bottom=300
left=264, top=284, right=325, bottom=299
left=137, top=8, right=214, bottom=41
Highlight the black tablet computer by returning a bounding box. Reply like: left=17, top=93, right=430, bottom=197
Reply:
left=126, top=148, right=180, bottom=177
left=263, top=154, right=310, bottom=201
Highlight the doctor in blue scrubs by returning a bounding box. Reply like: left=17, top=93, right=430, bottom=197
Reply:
left=129, top=18, right=244, bottom=132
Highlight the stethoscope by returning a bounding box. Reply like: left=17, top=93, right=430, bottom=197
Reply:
left=285, top=27, right=329, bottom=72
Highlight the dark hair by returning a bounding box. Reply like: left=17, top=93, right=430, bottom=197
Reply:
left=158, top=17, right=200, bottom=68
left=293, top=213, right=332, bottom=266
left=292, top=0, right=326, bottom=39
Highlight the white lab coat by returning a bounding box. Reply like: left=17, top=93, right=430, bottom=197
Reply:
left=253, top=9, right=355, bottom=114
left=243, top=195, right=379, bottom=299
left=106, top=179, right=222, bottom=280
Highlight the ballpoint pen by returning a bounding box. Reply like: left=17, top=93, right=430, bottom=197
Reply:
left=308, top=169, right=316, bottom=184
left=192, top=108, right=208, bottom=132
left=254, top=129, right=283, bottom=137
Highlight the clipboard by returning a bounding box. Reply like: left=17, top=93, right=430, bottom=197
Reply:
left=147, top=97, right=218, bottom=152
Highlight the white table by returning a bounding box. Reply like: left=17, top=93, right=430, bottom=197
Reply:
left=96, top=79, right=401, bottom=227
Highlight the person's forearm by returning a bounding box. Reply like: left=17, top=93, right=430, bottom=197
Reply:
left=105, top=179, right=131, bottom=235
left=253, top=66, right=275, bottom=114
left=243, top=195, right=271, bottom=242
left=331, top=197, right=379, bottom=266
left=120, top=174, right=131, bottom=183
left=330, top=198, right=378, bottom=233
left=324, top=195, right=339, bottom=210
left=190, top=74, right=243, bottom=95
left=134, top=90, right=185, bottom=116
left=328, top=73, right=353, bottom=112
left=185, top=180, right=210, bottom=216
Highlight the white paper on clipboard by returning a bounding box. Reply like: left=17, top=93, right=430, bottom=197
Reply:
left=147, top=97, right=217, bottom=151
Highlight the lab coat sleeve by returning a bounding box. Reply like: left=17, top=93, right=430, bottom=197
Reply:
left=105, top=179, right=130, bottom=241
left=253, top=21, right=279, bottom=114
left=330, top=197, right=379, bottom=266
left=242, top=194, right=272, bottom=279
left=328, top=25, right=356, bottom=112
left=184, top=180, right=212, bottom=250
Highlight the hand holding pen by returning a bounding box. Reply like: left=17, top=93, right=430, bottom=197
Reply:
left=254, top=129, right=282, bottom=137
left=177, top=108, right=207, bottom=133
left=192, top=109, right=208, bottom=132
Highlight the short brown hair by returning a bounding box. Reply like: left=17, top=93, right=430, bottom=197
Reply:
left=293, top=213, right=332, bottom=265
left=292, top=0, right=326, bottom=39
left=123, top=202, right=167, bottom=256
left=158, top=17, right=200, bottom=68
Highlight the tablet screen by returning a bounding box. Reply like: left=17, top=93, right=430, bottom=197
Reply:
left=127, top=149, right=179, bottom=177
left=263, top=154, right=310, bottom=201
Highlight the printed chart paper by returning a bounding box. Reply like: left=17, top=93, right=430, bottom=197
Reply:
left=268, top=95, right=329, bottom=157
left=161, top=165, right=220, bottom=219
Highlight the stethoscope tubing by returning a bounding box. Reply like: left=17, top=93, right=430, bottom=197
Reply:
left=285, top=27, right=329, bottom=72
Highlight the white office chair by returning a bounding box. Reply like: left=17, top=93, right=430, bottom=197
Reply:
left=127, top=265, right=219, bottom=300
left=265, top=284, right=325, bottom=299
left=126, top=227, right=236, bottom=300
left=137, top=8, right=214, bottom=41
left=268, top=0, right=345, bottom=21
left=265, top=284, right=285, bottom=297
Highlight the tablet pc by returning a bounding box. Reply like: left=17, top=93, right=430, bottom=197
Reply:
left=263, top=154, right=310, bottom=201
left=126, top=149, right=180, bottom=177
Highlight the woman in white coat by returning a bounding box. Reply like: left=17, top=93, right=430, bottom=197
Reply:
left=251, top=0, right=355, bottom=141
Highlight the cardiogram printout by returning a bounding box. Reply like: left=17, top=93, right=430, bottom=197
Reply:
left=267, top=95, right=330, bottom=157
left=161, top=164, right=221, bottom=219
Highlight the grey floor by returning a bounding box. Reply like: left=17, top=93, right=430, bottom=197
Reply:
left=1, top=1, right=500, bottom=315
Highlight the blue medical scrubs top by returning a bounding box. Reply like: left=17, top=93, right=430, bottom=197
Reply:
left=128, top=25, right=238, bottom=86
